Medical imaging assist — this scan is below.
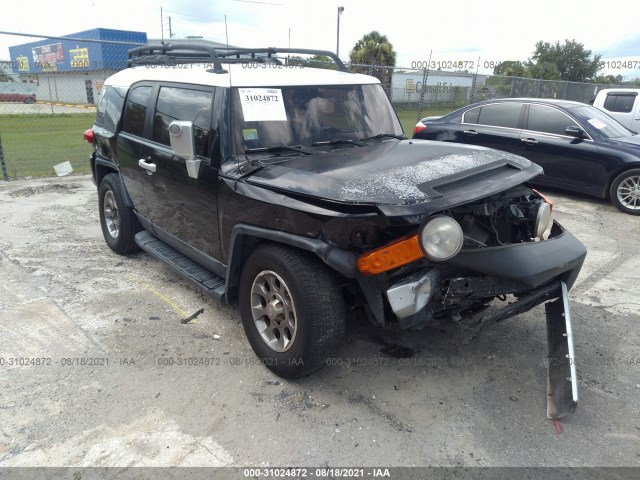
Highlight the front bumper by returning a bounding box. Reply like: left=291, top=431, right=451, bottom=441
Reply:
left=382, top=222, right=583, bottom=419
left=446, top=220, right=587, bottom=290
left=385, top=220, right=586, bottom=321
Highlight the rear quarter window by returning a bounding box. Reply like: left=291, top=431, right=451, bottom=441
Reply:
left=122, top=85, right=153, bottom=137
left=463, top=107, right=480, bottom=124
left=95, top=86, right=126, bottom=133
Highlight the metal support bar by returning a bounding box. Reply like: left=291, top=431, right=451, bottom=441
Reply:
left=545, top=281, right=578, bottom=418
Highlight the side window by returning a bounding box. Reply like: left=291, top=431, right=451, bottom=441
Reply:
left=603, top=93, right=637, bottom=113
left=476, top=103, right=522, bottom=128
left=527, top=104, right=579, bottom=136
left=152, top=86, right=213, bottom=157
left=462, top=107, right=480, bottom=124
left=95, top=86, right=126, bottom=133
left=122, top=85, right=153, bottom=137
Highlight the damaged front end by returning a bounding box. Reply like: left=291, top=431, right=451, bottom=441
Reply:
left=355, top=185, right=585, bottom=418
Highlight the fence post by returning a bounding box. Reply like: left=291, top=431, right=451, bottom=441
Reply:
left=0, top=133, right=8, bottom=181
left=47, top=76, right=54, bottom=115
left=416, top=66, right=429, bottom=122
left=469, top=73, right=477, bottom=104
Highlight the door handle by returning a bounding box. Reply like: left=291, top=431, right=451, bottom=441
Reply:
left=138, top=158, right=157, bottom=173
left=463, top=130, right=478, bottom=136
left=521, top=138, right=538, bottom=145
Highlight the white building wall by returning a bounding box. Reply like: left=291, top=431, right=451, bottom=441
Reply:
left=391, top=70, right=479, bottom=104
left=23, top=71, right=116, bottom=104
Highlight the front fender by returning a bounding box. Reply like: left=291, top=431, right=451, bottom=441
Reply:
left=223, top=223, right=358, bottom=303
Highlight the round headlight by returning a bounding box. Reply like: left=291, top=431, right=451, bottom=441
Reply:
left=534, top=202, right=552, bottom=238
left=419, top=216, right=464, bottom=262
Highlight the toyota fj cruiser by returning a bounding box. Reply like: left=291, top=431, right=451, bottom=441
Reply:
left=84, top=45, right=587, bottom=418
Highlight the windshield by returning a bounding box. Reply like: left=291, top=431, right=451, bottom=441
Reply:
left=570, top=105, right=635, bottom=139
left=231, top=84, right=403, bottom=155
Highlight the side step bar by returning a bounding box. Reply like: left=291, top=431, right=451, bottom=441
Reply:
left=135, top=230, right=225, bottom=301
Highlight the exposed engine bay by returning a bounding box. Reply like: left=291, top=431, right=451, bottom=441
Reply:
left=350, top=183, right=567, bottom=335
left=451, top=185, right=553, bottom=248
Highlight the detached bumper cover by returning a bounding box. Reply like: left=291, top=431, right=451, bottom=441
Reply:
left=446, top=220, right=586, bottom=289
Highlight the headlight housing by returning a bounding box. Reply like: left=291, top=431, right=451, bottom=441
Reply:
left=418, top=215, right=464, bottom=262
left=533, top=201, right=552, bottom=238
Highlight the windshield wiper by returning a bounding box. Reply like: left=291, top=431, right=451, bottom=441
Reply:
left=311, top=138, right=363, bottom=147
left=245, top=144, right=313, bottom=155
left=359, top=133, right=407, bottom=141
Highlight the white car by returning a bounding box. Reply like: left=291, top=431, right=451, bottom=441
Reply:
left=592, top=88, right=640, bottom=132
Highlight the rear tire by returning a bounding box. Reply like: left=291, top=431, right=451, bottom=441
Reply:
left=98, top=174, right=141, bottom=254
left=239, top=244, right=347, bottom=378
left=610, top=169, right=640, bottom=215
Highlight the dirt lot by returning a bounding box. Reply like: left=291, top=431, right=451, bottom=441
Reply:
left=0, top=174, right=639, bottom=470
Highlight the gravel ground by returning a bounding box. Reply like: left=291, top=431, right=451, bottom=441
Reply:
left=0, top=174, right=639, bottom=472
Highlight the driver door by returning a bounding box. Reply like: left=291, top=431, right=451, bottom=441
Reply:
left=139, top=84, right=223, bottom=263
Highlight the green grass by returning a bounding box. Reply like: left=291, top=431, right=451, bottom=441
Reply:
left=0, top=113, right=95, bottom=178
left=0, top=106, right=463, bottom=178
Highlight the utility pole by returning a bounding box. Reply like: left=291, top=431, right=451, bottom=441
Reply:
left=336, top=6, right=344, bottom=58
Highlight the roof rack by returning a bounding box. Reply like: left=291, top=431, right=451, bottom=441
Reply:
left=127, top=44, right=349, bottom=74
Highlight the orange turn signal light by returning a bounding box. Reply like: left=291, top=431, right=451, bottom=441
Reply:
left=356, top=234, right=424, bottom=275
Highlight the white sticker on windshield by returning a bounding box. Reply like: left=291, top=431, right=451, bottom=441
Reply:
left=239, top=88, right=287, bottom=122
left=588, top=118, right=607, bottom=129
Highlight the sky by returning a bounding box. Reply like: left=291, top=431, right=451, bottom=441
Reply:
left=1, top=0, right=639, bottom=79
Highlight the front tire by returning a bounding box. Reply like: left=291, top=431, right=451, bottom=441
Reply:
left=98, top=173, right=141, bottom=254
left=239, top=244, right=347, bottom=378
left=610, top=169, right=640, bottom=215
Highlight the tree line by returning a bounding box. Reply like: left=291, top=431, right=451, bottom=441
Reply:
left=342, top=33, right=639, bottom=86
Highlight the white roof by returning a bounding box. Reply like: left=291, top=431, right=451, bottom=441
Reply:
left=104, top=63, right=380, bottom=89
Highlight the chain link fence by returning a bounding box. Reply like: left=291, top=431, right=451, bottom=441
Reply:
left=0, top=32, right=631, bottom=178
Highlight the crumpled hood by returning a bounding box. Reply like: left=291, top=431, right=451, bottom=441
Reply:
left=244, top=139, right=539, bottom=206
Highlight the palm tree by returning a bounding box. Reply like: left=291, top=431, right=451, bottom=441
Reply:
left=349, top=31, right=396, bottom=67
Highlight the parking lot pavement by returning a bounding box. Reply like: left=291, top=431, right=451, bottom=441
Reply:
left=0, top=174, right=639, bottom=468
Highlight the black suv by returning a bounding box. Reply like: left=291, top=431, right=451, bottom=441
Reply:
left=84, top=45, right=586, bottom=418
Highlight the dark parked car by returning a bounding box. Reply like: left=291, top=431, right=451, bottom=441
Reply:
left=83, top=45, right=586, bottom=417
left=0, top=92, right=36, bottom=103
left=413, top=98, right=640, bottom=215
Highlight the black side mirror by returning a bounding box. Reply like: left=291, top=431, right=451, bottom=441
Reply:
left=565, top=126, right=585, bottom=138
